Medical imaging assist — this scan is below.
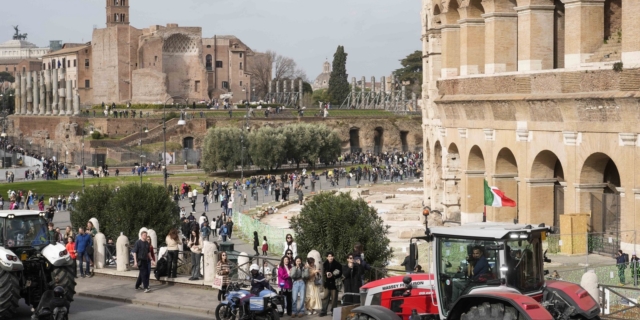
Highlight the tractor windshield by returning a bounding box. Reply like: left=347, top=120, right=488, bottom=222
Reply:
left=0, top=218, right=4, bottom=246
left=505, top=237, right=544, bottom=294
left=5, top=216, right=50, bottom=248
left=436, top=237, right=500, bottom=315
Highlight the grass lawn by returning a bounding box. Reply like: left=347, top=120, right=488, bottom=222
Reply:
left=0, top=172, right=212, bottom=197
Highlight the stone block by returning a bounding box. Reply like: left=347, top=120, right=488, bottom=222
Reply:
left=360, top=189, right=369, bottom=195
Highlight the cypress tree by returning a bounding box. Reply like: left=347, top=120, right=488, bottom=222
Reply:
left=327, top=45, right=349, bottom=105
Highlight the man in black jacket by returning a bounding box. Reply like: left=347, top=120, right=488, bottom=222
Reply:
left=132, top=231, right=152, bottom=292
left=320, top=251, right=342, bottom=317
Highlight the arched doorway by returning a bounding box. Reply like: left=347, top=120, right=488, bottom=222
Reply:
left=465, top=145, right=485, bottom=223
left=604, top=0, right=622, bottom=41
left=531, top=150, right=565, bottom=229
left=183, top=137, right=194, bottom=149
left=400, top=131, right=409, bottom=152
left=373, top=127, right=384, bottom=154
left=580, top=153, right=621, bottom=255
left=494, top=148, right=518, bottom=222
left=432, top=141, right=443, bottom=213
left=349, top=128, right=360, bottom=153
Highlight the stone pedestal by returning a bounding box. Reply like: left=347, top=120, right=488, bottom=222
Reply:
left=562, top=0, right=605, bottom=68
left=559, top=214, right=590, bottom=255
left=203, top=241, right=216, bottom=282
left=94, top=232, right=106, bottom=269
left=237, top=252, right=250, bottom=280
left=516, top=5, right=556, bottom=71
left=116, top=234, right=129, bottom=272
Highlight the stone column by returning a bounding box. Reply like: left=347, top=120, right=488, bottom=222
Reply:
left=268, top=80, right=272, bottom=94
left=561, top=0, right=605, bottom=68
left=51, top=69, right=59, bottom=115
left=482, top=1, right=518, bottom=74
left=32, top=71, right=39, bottom=115
left=45, top=69, right=52, bottom=115
left=621, top=0, right=640, bottom=67
left=515, top=4, right=556, bottom=71
left=94, top=232, right=106, bottom=269
left=39, top=72, right=45, bottom=115
left=116, top=234, right=129, bottom=272
left=26, top=72, right=32, bottom=115
left=464, top=170, right=485, bottom=223
left=370, top=76, right=376, bottom=94
left=458, top=19, right=485, bottom=75
left=441, top=24, right=461, bottom=78
left=290, top=79, right=295, bottom=93
left=66, top=80, right=73, bottom=115
left=381, top=76, right=386, bottom=109
left=283, top=80, right=287, bottom=93
left=14, top=73, right=21, bottom=114
left=73, top=89, right=80, bottom=115
left=58, top=70, right=66, bottom=116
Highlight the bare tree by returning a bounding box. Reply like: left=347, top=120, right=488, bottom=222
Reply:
left=248, top=50, right=308, bottom=100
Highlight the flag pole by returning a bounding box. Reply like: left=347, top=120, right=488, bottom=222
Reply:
left=483, top=205, right=486, bottom=222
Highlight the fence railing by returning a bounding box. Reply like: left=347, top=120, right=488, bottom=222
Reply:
left=544, top=230, right=637, bottom=266
left=599, top=284, right=640, bottom=319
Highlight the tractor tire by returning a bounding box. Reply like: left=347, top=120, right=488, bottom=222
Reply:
left=0, top=269, right=20, bottom=319
left=52, top=266, right=77, bottom=303
left=461, top=302, right=525, bottom=320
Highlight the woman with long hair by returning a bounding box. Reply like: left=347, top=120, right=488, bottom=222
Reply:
left=277, top=255, right=294, bottom=317
left=188, top=228, right=203, bottom=281
left=305, top=256, right=322, bottom=315
left=165, top=228, right=180, bottom=279
left=283, top=234, right=298, bottom=258
left=216, top=251, right=231, bottom=301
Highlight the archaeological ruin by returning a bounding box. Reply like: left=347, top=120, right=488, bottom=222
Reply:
left=421, top=0, right=640, bottom=253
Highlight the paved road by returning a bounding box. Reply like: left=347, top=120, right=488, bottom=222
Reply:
left=14, top=296, right=209, bottom=319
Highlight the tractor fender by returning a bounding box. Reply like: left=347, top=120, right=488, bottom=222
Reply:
left=0, top=246, right=23, bottom=272
left=448, top=292, right=554, bottom=320
left=543, top=280, right=600, bottom=319
left=41, top=243, right=74, bottom=267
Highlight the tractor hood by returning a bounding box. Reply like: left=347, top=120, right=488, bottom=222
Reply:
left=0, top=246, right=24, bottom=271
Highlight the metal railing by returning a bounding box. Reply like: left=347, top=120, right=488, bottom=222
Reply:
left=599, top=284, right=640, bottom=319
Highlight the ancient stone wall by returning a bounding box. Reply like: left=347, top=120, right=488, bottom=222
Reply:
left=92, top=27, right=121, bottom=104
left=131, top=69, right=168, bottom=102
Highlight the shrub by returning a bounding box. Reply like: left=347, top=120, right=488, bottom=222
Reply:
left=91, top=131, right=102, bottom=140
left=290, top=192, right=393, bottom=267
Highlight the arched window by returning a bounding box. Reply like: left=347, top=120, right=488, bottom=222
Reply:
left=206, top=54, right=212, bottom=70
left=114, top=14, right=119, bottom=22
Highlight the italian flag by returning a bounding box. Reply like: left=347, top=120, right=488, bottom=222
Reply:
left=484, top=180, right=516, bottom=207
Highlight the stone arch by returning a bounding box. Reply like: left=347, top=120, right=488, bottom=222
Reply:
left=580, top=152, right=620, bottom=187
left=461, top=0, right=485, bottom=18
left=440, top=1, right=460, bottom=24
left=531, top=150, right=565, bottom=228
left=604, top=0, right=622, bottom=41
left=447, top=143, right=461, bottom=172
left=349, top=127, right=360, bottom=153
left=467, top=145, right=485, bottom=171
left=495, top=147, right=517, bottom=175
left=433, top=4, right=442, bottom=26
left=400, top=131, right=409, bottom=152
left=554, top=0, right=565, bottom=69
left=373, top=127, right=384, bottom=154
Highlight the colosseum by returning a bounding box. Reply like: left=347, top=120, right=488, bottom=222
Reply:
left=420, top=0, right=640, bottom=252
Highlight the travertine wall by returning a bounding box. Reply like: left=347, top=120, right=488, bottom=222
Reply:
left=422, top=0, right=640, bottom=250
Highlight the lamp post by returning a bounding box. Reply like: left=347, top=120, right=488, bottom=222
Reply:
left=139, top=154, right=146, bottom=186
left=162, top=96, right=188, bottom=190
left=82, top=124, right=94, bottom=193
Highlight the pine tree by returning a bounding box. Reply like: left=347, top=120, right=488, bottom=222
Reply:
left=327, top=45, right=350, bottom=105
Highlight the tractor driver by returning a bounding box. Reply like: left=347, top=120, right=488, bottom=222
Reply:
left=452, top=246, right=489, bottom=302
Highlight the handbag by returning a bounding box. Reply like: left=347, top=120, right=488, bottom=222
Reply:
left=212, top=273, right=224, bottom=290
left=314, top=275, right=322, bottom=286
left=335, top=276, right=344, bottom=292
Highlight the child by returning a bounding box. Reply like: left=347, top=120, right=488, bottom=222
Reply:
left=66, top=236, right=77, bottom=277
left=262, top=236, right=269, bottom=256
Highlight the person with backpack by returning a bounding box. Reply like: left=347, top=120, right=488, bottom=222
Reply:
left=201, top=222, right=211, bottom=242
left=220, top=222, right=229, bottom=242
left=616, top=249, right=628, bottom=285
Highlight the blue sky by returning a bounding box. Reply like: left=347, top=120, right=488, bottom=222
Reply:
left=4, top=0, right=421, bottom=81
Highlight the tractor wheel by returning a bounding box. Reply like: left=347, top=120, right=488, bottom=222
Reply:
left=52, top=266, right=77, bottom=303
left=461, top=302, right=525, bottom=320
left=0, top=269, right=20, bottom=319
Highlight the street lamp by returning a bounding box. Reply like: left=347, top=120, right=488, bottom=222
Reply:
left=139, top=155, right=146, bottom=186
left=162, top=96, right=188, bottom=190
left=240, top=88, right=251, bottom=181
left=81, top=124, right=94, bottom=193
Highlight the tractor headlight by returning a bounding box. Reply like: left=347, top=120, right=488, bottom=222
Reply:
left=39, top=212, right=46, bottom=217
left=6, top=254, right=18, bottom=262
left=59, top=250, right=68, bottom=257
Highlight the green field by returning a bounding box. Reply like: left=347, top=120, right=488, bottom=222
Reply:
left=0, top=172, right=211, bottom=197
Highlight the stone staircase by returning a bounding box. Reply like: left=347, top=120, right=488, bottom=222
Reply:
left=123, top=118, right=180, bottom=147
left=585, top=32, right=622, bottom=64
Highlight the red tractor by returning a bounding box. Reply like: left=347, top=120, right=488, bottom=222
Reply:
left=344, top=221, right=601, bottom=320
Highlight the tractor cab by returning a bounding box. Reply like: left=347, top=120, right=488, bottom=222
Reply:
left=429, top=223, right=549, bottom=319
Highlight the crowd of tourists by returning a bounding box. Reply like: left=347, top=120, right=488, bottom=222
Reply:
left=1, top=190, right=79, bottom=211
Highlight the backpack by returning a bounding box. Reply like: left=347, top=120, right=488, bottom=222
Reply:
left=154, top=257, right=168, bottom=280
left=221, top=225, right=228, bottom=235
left=624, top=253, right=630, bottom=264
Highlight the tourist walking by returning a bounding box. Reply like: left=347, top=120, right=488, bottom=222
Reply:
left=132, top=231, right=152, bottom=292
left=74, top=227, right=92, bottom=278
left=342, top=253, right=363, bottom=305
left=253, top=231, right=260, bottom=256
left=165, top=229, right=180, bottom=279
left=320, top=252, right=342, bottom=317
left=262, top=236, right=269, bottom=256
left=616, top=249, right=628, bottom=285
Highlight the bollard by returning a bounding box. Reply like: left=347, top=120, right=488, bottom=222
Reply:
left=116, top=234, right=129, bottom=272
left=238, top=252, right=250, bottom=280
left=203, top=241, right=216, bottom=282
left=89, top=217, right=100, bottom=232
left=581, top=269, right=599, bottom=306
left=307, top=249, right=323, bottom=274
left=147, top=229, right=157, bottom=254
left=94, top=232, right=106, bottom=269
